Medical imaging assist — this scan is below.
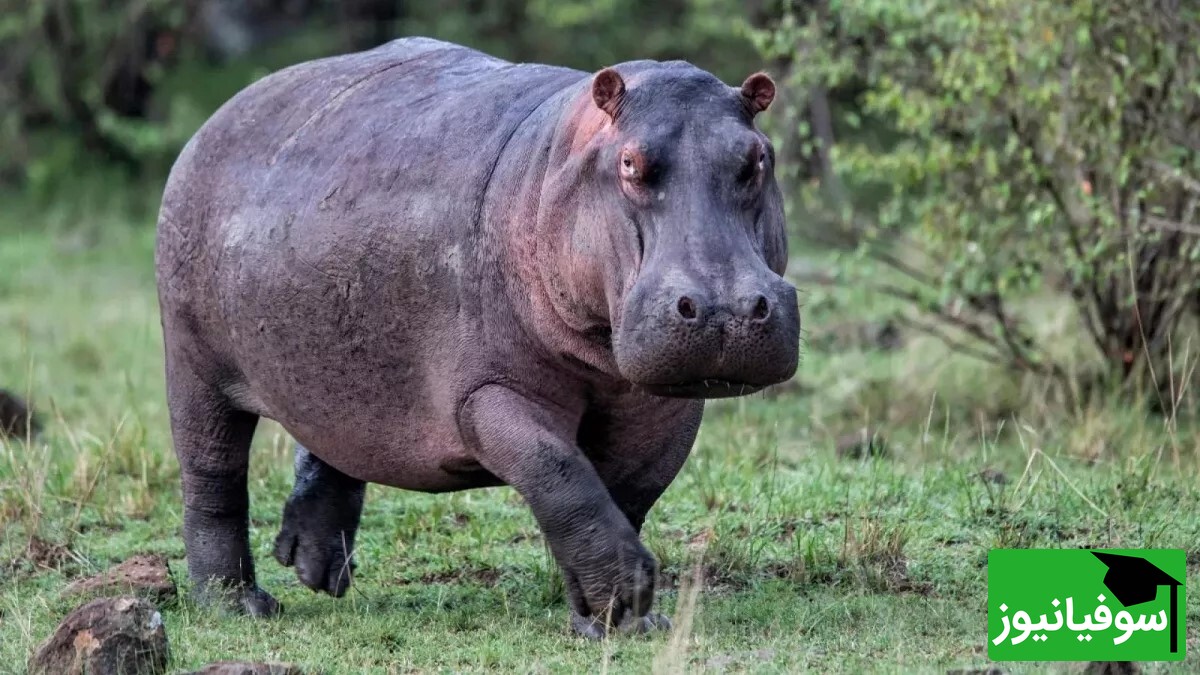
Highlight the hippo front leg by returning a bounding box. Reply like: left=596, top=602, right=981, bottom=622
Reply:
left=273, top=444, right=366, bottom=597
left=462, top=385, right=658, bottom=635
left=572, top=395, right=705, bottom=638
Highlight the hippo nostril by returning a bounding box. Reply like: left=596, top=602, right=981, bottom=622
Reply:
left=751, top=295, right=770, bottom=321
left=676, top=296, right=698, bottom=321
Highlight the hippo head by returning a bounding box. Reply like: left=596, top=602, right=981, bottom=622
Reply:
left=541, top=63, right=800, bottom=398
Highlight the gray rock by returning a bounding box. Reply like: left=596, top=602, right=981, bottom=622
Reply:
left=29, top=596, right=168, bottom=675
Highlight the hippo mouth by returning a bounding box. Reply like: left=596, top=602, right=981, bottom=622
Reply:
left=641, top=379, right=768, bottom=399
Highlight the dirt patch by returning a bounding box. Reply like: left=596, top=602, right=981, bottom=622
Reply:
left=394, top=567, right=503, bottom=586
left=4, top=536, right=74, bottom=578
left=870, top=554, right=935, bottom=596
left=27, top=536, right=72, bottom=568
left=64, top=553, right=177, bottom=605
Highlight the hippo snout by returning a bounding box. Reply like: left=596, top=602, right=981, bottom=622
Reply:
left=615, top=273, right=801, bottom=398
left=672, top=286, right=778, bottom=325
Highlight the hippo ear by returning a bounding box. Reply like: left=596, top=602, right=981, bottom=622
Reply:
left=740, top=72, right=775, bottom=115
left=592, top=68, right=626, bottom=119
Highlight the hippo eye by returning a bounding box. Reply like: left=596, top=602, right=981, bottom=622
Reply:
left=737, top=155, right=759, bottom=183
left=738, top=145, right=768, bottom=185
left=620, top=150, right=640, bottom=180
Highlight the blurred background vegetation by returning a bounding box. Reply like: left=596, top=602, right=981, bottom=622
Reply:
left=0, top=0, right=1197, bottom=412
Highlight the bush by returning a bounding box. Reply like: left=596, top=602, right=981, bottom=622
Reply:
left=758, top=0, right=1200, bottom=405
left=1, top=0, right=761, bottom=197
left=0, top=0, right=204, bottom=189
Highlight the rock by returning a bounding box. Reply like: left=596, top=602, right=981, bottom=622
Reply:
left=0, top=388, right=39, bottom=438
left=1083, top=663, right=1141, bottom=675
left=29, top=596, right=169, bottom=675
left=64, top=554, right=177, bottom=605
left=835, top=428, right=889, bottom=459
left=185, top=662, right=307, bottom=675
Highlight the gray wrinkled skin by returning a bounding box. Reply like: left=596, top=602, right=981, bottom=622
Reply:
left=155, top=37, right=799, bottom=636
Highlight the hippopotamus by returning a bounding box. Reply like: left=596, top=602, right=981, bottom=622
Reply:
left=155, top=36, right=799, bottom=637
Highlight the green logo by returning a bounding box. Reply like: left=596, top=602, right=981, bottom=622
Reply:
left=988, top=549, right=1185, bottom=661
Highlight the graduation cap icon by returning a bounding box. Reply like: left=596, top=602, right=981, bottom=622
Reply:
left=1092, top=551, right=1183, bottom=653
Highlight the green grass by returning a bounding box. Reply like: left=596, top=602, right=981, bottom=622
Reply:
left=1, top=198, right=1199, bottom=674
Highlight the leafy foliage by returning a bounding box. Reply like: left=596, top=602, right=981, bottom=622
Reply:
left=759, top=0, right=1200, bottom=401
left=0, top=0, right=758, bottom=195
left=0, top=0, right=202, bottom=191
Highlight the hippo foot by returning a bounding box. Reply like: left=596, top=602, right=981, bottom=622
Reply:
left=273, top=503, right=358, bottom=598
left=570, top=610, right=672, bottom=640
left=195, top=583, right=281, bottom=618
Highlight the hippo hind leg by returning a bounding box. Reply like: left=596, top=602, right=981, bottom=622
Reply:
left=273, top=444, right=365, bottom=597
left=165, top=350, right=279, bottom=617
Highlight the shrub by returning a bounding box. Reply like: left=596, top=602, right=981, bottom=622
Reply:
left=757, top=0, right=1200, bottom=405
left=0, top=0, right=204, bottom=189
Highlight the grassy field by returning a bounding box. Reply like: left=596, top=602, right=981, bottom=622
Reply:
left=1, top=194, right=1199, bottom=674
